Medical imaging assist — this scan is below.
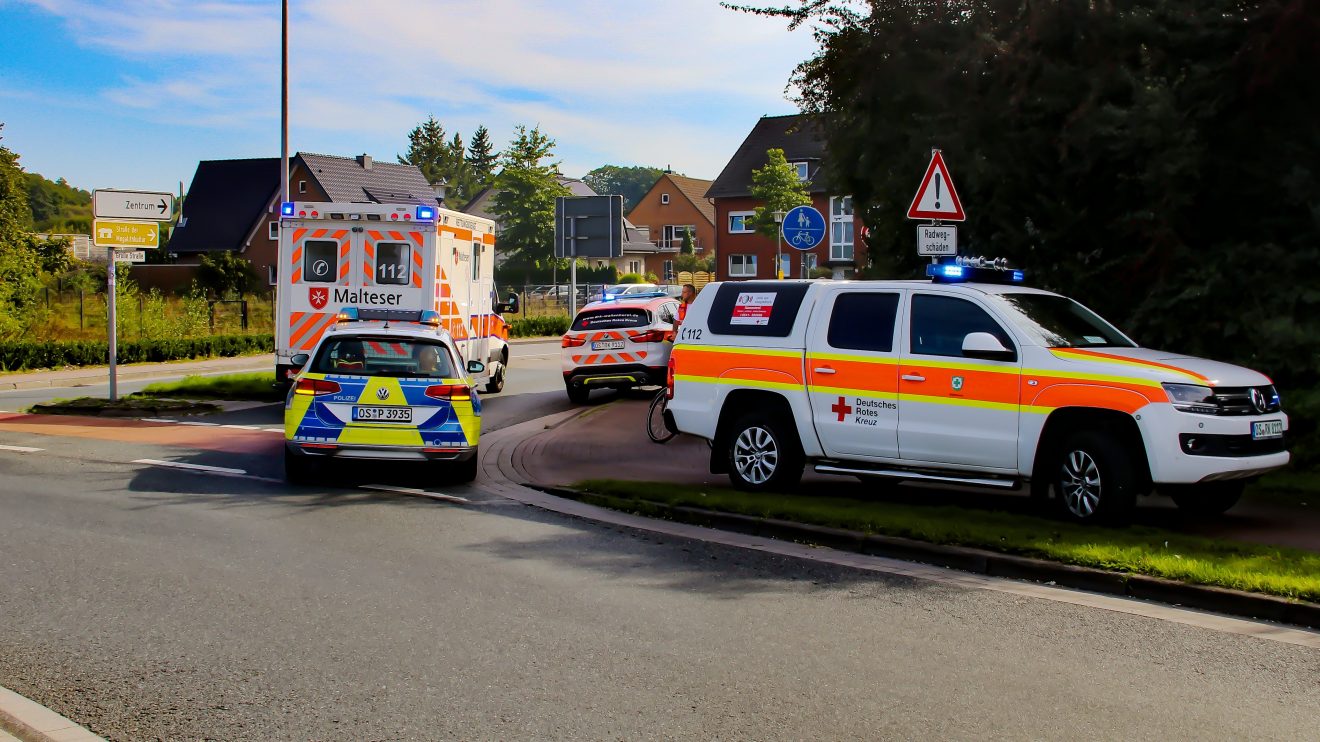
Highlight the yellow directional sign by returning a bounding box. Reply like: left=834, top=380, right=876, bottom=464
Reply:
left=93, top=219, right=160, bottom=249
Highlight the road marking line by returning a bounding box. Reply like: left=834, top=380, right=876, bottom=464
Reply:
left=361, top=483, right=470, bottom=504
left=132, top=459, right=247, bottom=475
left=176, top=421, right=220, bottom=426
left=141, top=418, right=177, bottom=423
left=219, top=424, right=264, bottom=430
left=0, top=444, right=43, bottom=453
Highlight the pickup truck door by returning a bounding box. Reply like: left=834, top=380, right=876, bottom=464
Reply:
left=898, top=292, right=1021, bottom=469
left=805, top=287, right=904, bottom=459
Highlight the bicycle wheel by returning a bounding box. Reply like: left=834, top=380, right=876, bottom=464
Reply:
left=647, top=390, right=677, bottom=444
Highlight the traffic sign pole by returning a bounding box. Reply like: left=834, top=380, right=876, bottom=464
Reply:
left=107, top=246, right=118, bottom=401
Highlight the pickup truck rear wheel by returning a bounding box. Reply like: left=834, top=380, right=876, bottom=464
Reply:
left=1052, top=431, right=1137, bottom=523
left=725, top=413, right=803, bottom=492
left=1167, top=481, right=1244, bottom=515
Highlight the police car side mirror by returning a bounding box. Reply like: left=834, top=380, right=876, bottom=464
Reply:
left=467, top=360, right=486, bottom=375
left=962, top=332, right=1016, bottom=362
left=291, top=353, right=310, bottom=368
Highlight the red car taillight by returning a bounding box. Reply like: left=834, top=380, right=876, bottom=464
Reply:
left=629, top=329, right=666, bottom=344
left=294, top=378, right=341, bottom=396
left=562, top=334, right=586, bottom=348
left=426, top=384, right=472, bottom=401
left=666, top=355, right=676, bottom=400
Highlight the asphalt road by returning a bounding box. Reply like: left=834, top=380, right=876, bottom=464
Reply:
left=2, top=341, right=1318, bottom=740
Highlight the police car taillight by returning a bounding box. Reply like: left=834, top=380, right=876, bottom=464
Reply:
left=294, top=378, right=341, bottom=396
left=425, top=384, right=471, bottom=401
left=562, top=335, right=586, bottom=348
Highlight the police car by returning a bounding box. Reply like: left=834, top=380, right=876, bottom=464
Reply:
left=667, top=258, right=1289, bottom=522
left=561, top=292, right=680, bottom=403
left=284, top=307, right=486, bottom=483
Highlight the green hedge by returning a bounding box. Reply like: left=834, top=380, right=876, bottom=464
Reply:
left=0, top=334, right=273, bottom=372
left=509, top=315, right=569, bottom=338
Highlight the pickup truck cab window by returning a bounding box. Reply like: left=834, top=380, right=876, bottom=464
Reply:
left=910, top=294, right=1016, bottom=359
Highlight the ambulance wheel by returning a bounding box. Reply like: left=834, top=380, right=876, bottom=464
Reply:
left=284, top=448, right=318, bottom=485
left=566, top=383, right=590, bottom=404
left=484, top=365, right=505, bottom=394
left=1166, top=481, right=1245, bottom=516
left=1051, top=431, right=1137, bottom=523
left=726, top=412, right=803, bottom=492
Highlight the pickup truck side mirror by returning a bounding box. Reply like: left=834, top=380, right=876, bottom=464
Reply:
left=495, top=293, right=520, bottom=315
left=962, top=332, right=1016, bottom=362
left=467, top=360, right=486, bottom=375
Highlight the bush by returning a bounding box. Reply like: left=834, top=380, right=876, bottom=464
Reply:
left=0, top=334, right=273, bottom=372
left=617, top=273, right=644, bottom=284
left=509, top=315, right=569, bottom=338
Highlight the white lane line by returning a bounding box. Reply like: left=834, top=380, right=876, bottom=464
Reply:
left=177, top=421, right=220, bottom=427
left=141, top=418, right=177, bottom=423
left=0, top=444, right=43, bottom=453
left=360, top=483, right=470, bottom=504
left=219, top=424, right=264, bottom=430
left=262, top=427, right=286, bottom=433
left=132, top=459, right=247, bottom=476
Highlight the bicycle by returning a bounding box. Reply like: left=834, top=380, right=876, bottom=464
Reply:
left=646, top=388, right=677, bottom=443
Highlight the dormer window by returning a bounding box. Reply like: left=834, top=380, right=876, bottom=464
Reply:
left=661, top=193, right=670, bottom=204
left=790, top=162, right=809, bottom=181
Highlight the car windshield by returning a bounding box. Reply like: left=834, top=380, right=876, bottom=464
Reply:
left=311, top=336, right=458, bottom=378
left=992, top=293, right=1135, bottom=348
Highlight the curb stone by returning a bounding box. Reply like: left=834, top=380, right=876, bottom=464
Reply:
left=540, top=486, right=1320, bottom=631
left=0, top=685, right=104, bottom=742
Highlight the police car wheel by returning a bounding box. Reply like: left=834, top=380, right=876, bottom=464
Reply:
left=726, top=413, right=803, bottom=492
left=284, top=448, right=317, bottom=485
left=1052, top=431, right=1137, bottom=523
left=1166, top=481, right=1244, bottom=516
left=453, top=450, right=479, bottom=483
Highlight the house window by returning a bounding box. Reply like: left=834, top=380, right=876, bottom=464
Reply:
left=661, top=193, right=670, bottom=204
left=790, top=162, right=809, bottom=181
left=628, top=259, right=642, bottom=275
left=268, top=221, right=279, bottom=240
left=728, top=211, right=755, bottom=234
left=298, top=180, right=307, bottom=194
left=728, top=254, right=757, bottom=278
left=830, top=195, right=854, bottom=263
left=662, top=225, right=697, bottom=249
left=663, top=260, right=674, bottom=281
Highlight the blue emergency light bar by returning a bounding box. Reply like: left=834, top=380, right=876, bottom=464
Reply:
left=416, top=205, right=436, bottom=221
left=926, top=258, right=1026, bottom=285
left=280, top=202, right=296, bottom=217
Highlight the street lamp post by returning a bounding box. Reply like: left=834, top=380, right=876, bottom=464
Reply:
left=772, top=210, right=785, bottom=280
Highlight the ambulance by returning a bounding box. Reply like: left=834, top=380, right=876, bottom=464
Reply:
left=275, top=201, right=517, bottom=391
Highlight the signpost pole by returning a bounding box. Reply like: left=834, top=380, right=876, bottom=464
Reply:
left=773, top=211, right=784, bottom=280
left=107, top=247, right=118, bottom=401
left=568, top=216, right=578, bottom=318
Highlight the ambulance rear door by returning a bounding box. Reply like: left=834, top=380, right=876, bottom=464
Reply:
left=281, top=219, right=354, bottom=360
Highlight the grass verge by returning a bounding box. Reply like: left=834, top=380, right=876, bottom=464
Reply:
left=139, top=372, right=284, bottom=402
left=30, top=396, right=220, bottom=416
left=574, top=479, right=1320, bottom=603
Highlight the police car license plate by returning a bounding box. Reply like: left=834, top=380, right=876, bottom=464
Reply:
left=1252, top=420, right=1283, bottom=440
left=353, top=406, right=413, bottom=423
left=592, top=340, right=624, bottom=351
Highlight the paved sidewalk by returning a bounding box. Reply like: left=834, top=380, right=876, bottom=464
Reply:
left=0, top=354, right=275, bottom=391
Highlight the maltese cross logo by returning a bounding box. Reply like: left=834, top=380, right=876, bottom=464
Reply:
left=309, top=286, right=328, bottom=310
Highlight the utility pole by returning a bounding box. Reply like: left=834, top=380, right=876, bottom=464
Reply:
left=280, top=0, right=289, bottom=208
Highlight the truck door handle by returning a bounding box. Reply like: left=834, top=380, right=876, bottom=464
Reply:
left=813, top=366, right=837, bottom=375
left=901, top=374, right=926, bottom=383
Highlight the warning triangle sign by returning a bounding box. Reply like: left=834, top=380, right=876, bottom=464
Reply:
left=906, top=151, right=966, bottom=221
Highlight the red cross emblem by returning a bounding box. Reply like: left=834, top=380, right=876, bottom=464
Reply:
left=309, top=286, right=328, bottom=310
left=831, top=396, right=852, bottom=422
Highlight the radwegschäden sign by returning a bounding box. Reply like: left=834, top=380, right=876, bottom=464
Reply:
left=907, top=149, right=965, bottom=257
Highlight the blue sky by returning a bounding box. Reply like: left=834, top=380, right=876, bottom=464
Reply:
left=0, top=0, right=821, bottom=196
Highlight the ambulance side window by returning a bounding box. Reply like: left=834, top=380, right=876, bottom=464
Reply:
left=303, top=240, right=337, bottom=283
left=376, top=242, right=410, bottom=286
left=909, top=294, right=1015, bottom=359
left=828, top=293, right=899, bottom=353
left=472, top=241, right=481, bottom=281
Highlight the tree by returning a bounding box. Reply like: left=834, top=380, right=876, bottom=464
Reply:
left=748, top=148, right=811, bottom=241
left=680, top=227, right=694, bottom=255
left=398, top=115, right=450, bottom=187
left=583, top=165, right=666, bottom=211
left=735, top=0, right=1320, bottom=463
left=444, top=131, right=474, bottom=206
left=466, top=125, right=498, bottom=191
left=197, top=251, right=258, bottom=298
left=0, top=124, right=42, bottom=336
left=490, top=126, right=571, bottom=270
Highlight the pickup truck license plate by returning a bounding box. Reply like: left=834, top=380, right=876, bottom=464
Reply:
left=1252, top=420, right=1283, bottom=440
left=353, top=406, right=413, bottom=423
left=592, top=340, right=625, bottom=351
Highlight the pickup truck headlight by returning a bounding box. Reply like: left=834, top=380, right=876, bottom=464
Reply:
left=1162, top=383, right=1218, bottom=414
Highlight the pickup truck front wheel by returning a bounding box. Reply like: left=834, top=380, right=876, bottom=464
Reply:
left=1051, top=431, right=1138, bottom=523
left=725, top=413, right=803, bottom=492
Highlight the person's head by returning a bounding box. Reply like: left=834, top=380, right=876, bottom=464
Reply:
left=415, top=344, right=442, bottom=374
left=337, top=340, right=364, bottom=363
left=681, top=284, right=696, bottom=304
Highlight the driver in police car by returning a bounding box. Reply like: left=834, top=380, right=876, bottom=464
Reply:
left=414, top=345, right=443, bottom=376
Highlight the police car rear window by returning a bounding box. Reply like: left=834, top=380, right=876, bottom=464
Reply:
left=311, top=337, right=457, bottom=378
left=571, top=308, right=649, bottom=331
left=707, top=282, right=809, bottom=337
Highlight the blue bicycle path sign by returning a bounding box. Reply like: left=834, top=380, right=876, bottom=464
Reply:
left=781, top=205, right=826, bottom=250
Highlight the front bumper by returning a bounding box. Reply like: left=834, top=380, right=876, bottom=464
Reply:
left=286, top=441, right=476, bottom=462
left=1138, top=405, right=1290, bottom=484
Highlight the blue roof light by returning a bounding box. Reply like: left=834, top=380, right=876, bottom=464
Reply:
left=416, top=205, right=436, bottom=221
left=280, top=202, right=295, bottom=217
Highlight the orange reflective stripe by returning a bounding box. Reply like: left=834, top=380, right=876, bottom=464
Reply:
left=311, top=229, right=327, bottom=239
left=1051, top=348, right=1210, bottom=384
left=297, top=314, right=339, bottom=350
left=901, top=365, right=1019, bottom=406
left=806, top=356, right=899, bottom=395
left=289, top=311, right=327, bottom=349
left=1027, top=384, right=1158, bottom=415
left=673, top=348, right=802, bottom=383
left=292, top=228, right=307, bottom=243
